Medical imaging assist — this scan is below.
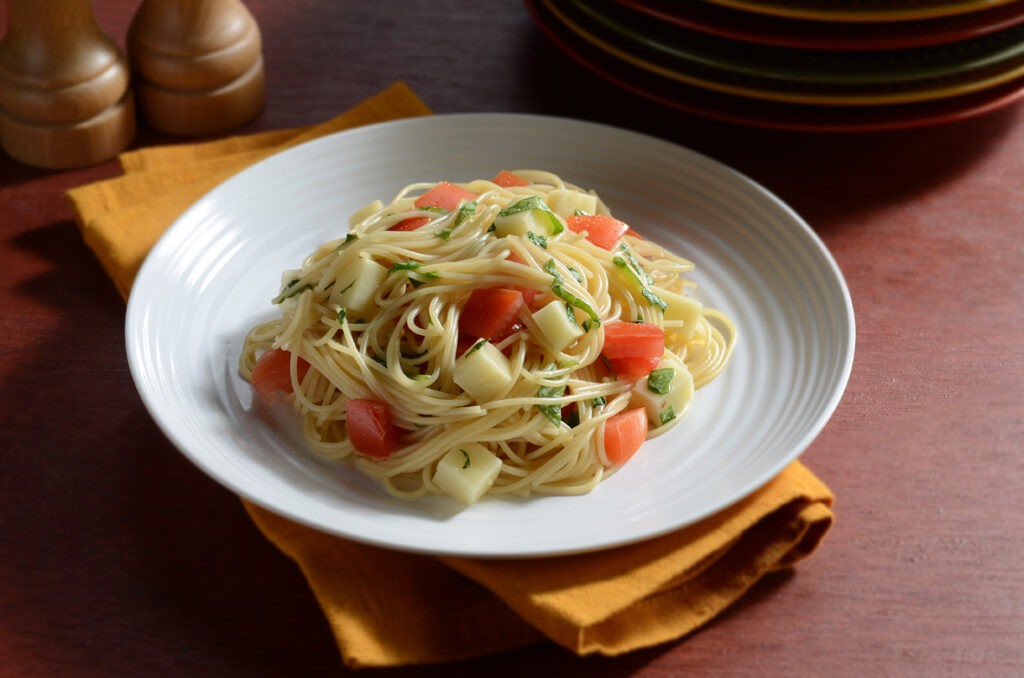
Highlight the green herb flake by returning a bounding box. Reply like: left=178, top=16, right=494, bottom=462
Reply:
left=272, top=279, right=312, bottom=304
left=591, top=396, right=607, bottom=407
left=466, top=338, right=488, bottom=356
left=337, top=307, right=347, bottom=324
left=619, top=244, right=654, bottom=284
left=437, top=201, right=478, bottom=240
left=526, top=231, right=548, bottom=249
left=333, top=233, right=358, bottom=252
left=460, top=449, right=471, bottom=469
left=336, top=279, right=356, bottom=295
left=420, top=205, right=449, bottom=214
left=535, top=384, right=566, bottom=426
left=647, top=368, right=674, bottom=394
left=388, top=260, right=440, bottom=280
left=568, top=267, right=584, bottom=283
left=659, top=405, right=677, bottom=426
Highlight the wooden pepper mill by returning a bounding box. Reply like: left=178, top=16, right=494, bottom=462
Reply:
left=0, top=0, right=135, bottom=169
left=127, top=0, right=265, bottom=136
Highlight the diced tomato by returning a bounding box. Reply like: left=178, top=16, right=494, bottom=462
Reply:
left=493, top=170, right=529, bottom=188
left=459, top=287, right=524, bottom=341
left=601, top=322, right=664, bottom=359
left=389, top=215, right=431, bottom=231
left=566, top=214, right=629, bottom=250
left=604, top=407, right=648, bottom=465
left=607, top=355, right=662, bottom=377
left=251, top=348, right=310, bottom=401
left=414, top=181, right=477, bottom=211
left=346, top=398, right=399, bottom=460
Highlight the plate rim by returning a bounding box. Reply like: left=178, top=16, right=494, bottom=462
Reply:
left=126, top=112, right=856, bottom=557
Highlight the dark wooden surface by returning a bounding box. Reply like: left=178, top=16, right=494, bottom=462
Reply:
left=2, top=2, right=1022, bottom=676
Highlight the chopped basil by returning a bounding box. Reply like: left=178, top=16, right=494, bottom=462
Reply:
left=337, top=279, right=356, bottom=295
left=591, top=396, right=606, bottom=407
left=556, top=359, right=578, bottom=369
left=460, top=449, right=471, bottom=469
left=543, top=258, right=601, bottom=330
left=388, top=260, right=439, bottom=281
left=619, top=244, right=654, bottom=284
left=419, top=205, right=449, bottom=214
left=568, top=267, right=584, bottom=283
left=272, top=279, right=312, bottom=304
left=333, top=233, right=358, bottom=252
left=612, top=256, right=667, bottom=310
left=564, top=302, right=578, bottom=327
left=536, top=384, right=566, bottom=426
left=337, top=307, right=347, bottom=324
left=526, top=231, right=548, bottom=249
left=659, top=405, right=677, bottom=426
left=647, top=368, right=675, bottom=394
left=498, top=196, right=563, bottom=235
left=466, top=338, right=488, bottom=356
left=437, top=201, right=477, bottom=240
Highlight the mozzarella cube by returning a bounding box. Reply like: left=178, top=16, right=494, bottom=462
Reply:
left=659, top=288, right=703, bottom=339
left=433, top=443, right=503, bottom=504
left=329, top=256, right=387, bottom=314
left=453, top=341, right=512, bottom=403
left=532, top=300, right=584, bottom=352
left=492, top=208, right=551, bottom=238
left=632, top=351, right=694, bottom=426
left=547, top=189, right=597, bottom=219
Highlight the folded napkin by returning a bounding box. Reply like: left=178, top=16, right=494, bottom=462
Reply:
left=67, top=82, right=835, bottom=668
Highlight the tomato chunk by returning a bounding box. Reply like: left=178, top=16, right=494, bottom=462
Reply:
left=493, top=170, right=529, bottom=188
left=251, top=348, right=310, bottom=401
left=346, top=398, right=399, bottom=459
left=566, top=214, right=629, bottom=250
left=389, top=215, right=431, bottom=231
left=414, top=181, right=477, bottom=211
left=604, top=407, right=648, bottom=465
left=602, top=322, right=664, bottom=359
left=607, top=355, right=662, bottom=378
left=459, top=287, right=525, bottom=341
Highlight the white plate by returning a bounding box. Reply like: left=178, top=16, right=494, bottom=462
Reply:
left=126, top=114, right=854, bottom=558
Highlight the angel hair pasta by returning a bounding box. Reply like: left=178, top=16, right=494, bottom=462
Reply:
left=240, top=169, right=735, bottom=503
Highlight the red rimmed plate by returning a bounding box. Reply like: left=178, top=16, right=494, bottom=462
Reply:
left=617, top=0, right=1024, bottom=50
left=525, top=0, right=1024, bottom=131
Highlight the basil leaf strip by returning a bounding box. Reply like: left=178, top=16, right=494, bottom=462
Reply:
left=543, top=259, right=601, bottom=329
left=273, top=279, right=312, bottom=304
left=498, top=196, right=563, bottom=235
left=437, top=200, right=477, bottom=241
left=659, top=405, right=677, bottom=426
left=535, top=384, right=566, bottom=426
left=388, top=261, right=440, bottom=279
left=612, top=256, right=667, bottom=310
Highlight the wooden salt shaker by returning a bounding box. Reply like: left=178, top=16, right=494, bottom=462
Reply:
left=0, top=0, right=135, bottom=169
left=127, top=0, right=265, bottom=136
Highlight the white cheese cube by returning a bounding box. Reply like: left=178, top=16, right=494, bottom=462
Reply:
left=547, top=189, right=598, bottom=219
left=433, top=443, right=503, bottom=504
left=329, top=256, right=387, bottom=314
left=492, top=208, right=551, bottom=238
left=347, top=200, right=383, bottom=227
left=453, top=341, right=512, bottom=403
left=532, top=300, right=584, bottom=352
left=631, top=351, right=694, bottom=426
left=659, top=288, right=703, bottom=339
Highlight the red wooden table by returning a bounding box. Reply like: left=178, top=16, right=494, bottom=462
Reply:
left=2, top=2, right=1022, bottom=676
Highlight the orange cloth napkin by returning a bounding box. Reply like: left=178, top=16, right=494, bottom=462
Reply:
left=67, top=82, right=835, bottom=668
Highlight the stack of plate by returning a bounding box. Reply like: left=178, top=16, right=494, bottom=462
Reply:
left=525, top=0, right=1024, bottom=131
